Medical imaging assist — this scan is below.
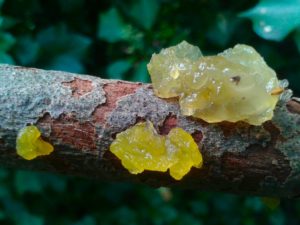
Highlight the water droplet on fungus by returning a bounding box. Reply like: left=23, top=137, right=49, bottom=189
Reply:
left=109, top=121, right=203, bottom=180
left=16, top=125, right=54, bottom=160
left=147, top=41, right=284, bottom=125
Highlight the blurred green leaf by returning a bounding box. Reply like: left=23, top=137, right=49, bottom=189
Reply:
left=207, top=13, right=241, bottom=47
left=293, top=28, right=300, bottom=53
left=0, top=185, right=10, bottom=198
left=240, top=0, right=300, bottom=41
left=0, top=168, right=8, bottom=180
left=14, top=35, right=39, bottom=65
left=33, top=24, right=91, bottom=72
left=174, top=213, right=202, bottom=225
left=16, top=212, right=44, bottom=225
left=0, top=32, right=15, bottom=51
left=14, top=171, right=67, bottom=195
left=189, top=201, right=208, bottom=216
left=36, top=25, right=91, bottom=58
left=0, top=16, right=18, bottom=29
left=58, top=0, right=84, bottom=13
left=129, top=0, right=160, bottom=30
left=155, top=206, right=177, bottom=224
left=47, top=54, right=84, bottom=73
left=110, top=207, right=137, bottom=225
left=98, top=8, right=131, bottom=43
left=0, top=52, right=14, bottom=64
left=0, top=210, right=5, bottom=220
left=131, top=61, right=149, bottom=83
left=15, top=171, right=43, bottom=194
left=244, top=197, right=264, bottom=212
left=269, top=211, right=285, bottom=225
left=43, top=174, right=66, bottom=192
left=107, top=59, right=131, bottom=79
left=74, top=216, right=97, bottom=225
left=0, top=0, right=5, bottom=9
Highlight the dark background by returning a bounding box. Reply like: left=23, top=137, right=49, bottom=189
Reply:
left=1, top=0, right=300, bottom=224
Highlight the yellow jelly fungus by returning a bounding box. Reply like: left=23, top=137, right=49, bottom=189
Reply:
left=110, top=121, right=202, bottom=180
left=16, top=125, right=54, bottom=160
left=147, top=41, right=283, bottom=125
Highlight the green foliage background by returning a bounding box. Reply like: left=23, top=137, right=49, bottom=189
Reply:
left=1, top=0, right=300, bottom=224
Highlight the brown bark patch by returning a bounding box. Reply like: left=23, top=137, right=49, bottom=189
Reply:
left=158, top=114, right=177, bottom=135
left=135, top=116, right=146, bottom=124
left=220, top=122, right=290, bottom=188
left=222, top=144, right=291, bottom=190
left=286, top=100, right=300, bottom=115
left=263, top=121, right=286, bottom=152
left=221, top=121, right=291, bottom=192
left=37, top=112, right=52, bottom=123
left=192, top=130, right=203, bottom=143
left=218, top=121, right=251, bottom=137
left=62, top=78, right=93, bottom=98
left=263, top=121, right=283, bottom=143
left=92, top=82, right=141, bottom=124
left=38, top=113, right=96, bottom=151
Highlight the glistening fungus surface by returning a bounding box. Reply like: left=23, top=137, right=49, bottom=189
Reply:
left=16, top=125, right=54, bottom=160
left=148, top=41, right=282, bottom=125
left=110, top=121, right=203, bottom=180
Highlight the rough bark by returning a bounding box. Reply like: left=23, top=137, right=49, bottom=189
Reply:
left=0, top=64, right=300, bottom=198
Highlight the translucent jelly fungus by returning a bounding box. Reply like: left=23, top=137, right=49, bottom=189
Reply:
left=16, top=125, right=54, bottom=160
left=110, top=121, right=203, bottom=180
left=147, top=41, right=283, bottom=125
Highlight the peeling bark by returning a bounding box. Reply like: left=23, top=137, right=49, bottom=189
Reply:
left=0, top=64, right=300, bottom=198
left=62, top=78, right=93, bottom=98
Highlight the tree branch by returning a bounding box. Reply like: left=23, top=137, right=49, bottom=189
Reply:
left=0, top=64, right=300, bottom=198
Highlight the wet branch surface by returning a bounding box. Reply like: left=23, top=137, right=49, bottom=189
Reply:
left=0, top=64, right=300, bottom=198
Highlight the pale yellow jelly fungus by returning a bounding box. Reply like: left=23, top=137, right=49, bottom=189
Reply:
left=109, top=121, right=203, bottom=180
left=16, top=125, right=54, bottom=160
left=147, top=41, right=282, bottom=125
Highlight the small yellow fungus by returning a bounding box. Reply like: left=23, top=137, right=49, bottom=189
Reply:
left=147, top=41, right=283, bottom=125
left=16, top=125, right=54, bottom=160
left=110, top=121, right=202, bottom=180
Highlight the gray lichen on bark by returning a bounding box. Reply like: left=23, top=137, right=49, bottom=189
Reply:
left=107, top=86, right=179, bottom=131
left=0, top=64, right=106, bottom=148
left=272, top=102, right=300, bottom=195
